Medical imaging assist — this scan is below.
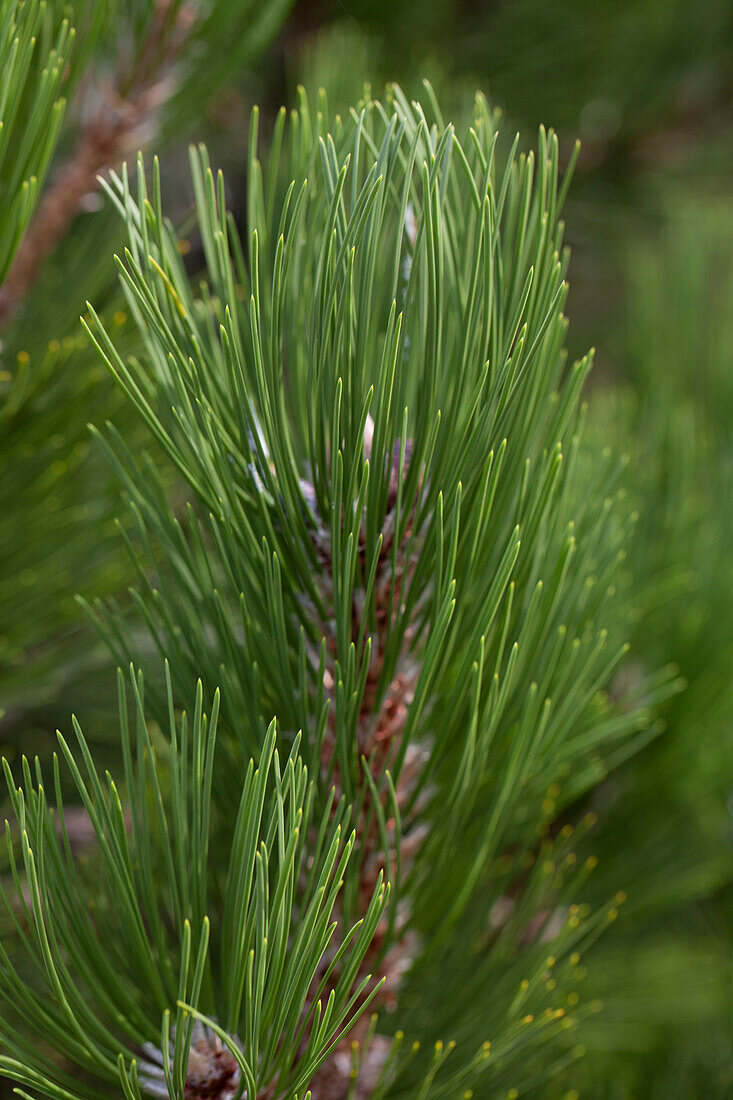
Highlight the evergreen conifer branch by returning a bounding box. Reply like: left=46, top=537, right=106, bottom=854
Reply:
left=65, top=83, right=676, bottom=1096
left=0, top=0, right=297, bottom=739
left=83, top=85, right=661, bottom=882
left=0, top=0, right=295, bottom=325
left=0, top=0, right=71, bottom=286
left=0, top=0, right=726, bottom=1093
left=1, top=81, right=680, bottom=1100
left=0, top=666, right=388, bottom=1100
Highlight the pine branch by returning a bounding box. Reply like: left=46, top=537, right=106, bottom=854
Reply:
left=0, top=64, right=682, bottom=1100
left=0, top=1, right=192, bottom=325
left=0, top=0, right=295, bottom=325
left=0, top=666, right=388, bottom=1100
left=0, top=0, right=297, bottom=742
left=0, top=0, right=72, bottom=288
left=71, top=83, right=677, bottom=1097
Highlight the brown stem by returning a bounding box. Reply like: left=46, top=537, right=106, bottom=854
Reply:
left=301, top=441, right=429, bottom=1099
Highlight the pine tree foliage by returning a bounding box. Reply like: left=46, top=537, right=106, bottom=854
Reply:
left=2, top=82, right=679, bottom=1100
left=0, top=0, right=78, bottom=728
left=0, top=0, right=294, bottom=727
left=0, top=0, right=70, bottom=283
left=86, top=84, right=669, bottom=817
left=1, top=0, right=296, bottom=315
left=0, top=4, right=728, bottom=1097
left=0, top=668, right=386, bottom=1100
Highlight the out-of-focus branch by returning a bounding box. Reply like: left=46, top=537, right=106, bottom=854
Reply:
left=0, top=1, right=194, bottom=328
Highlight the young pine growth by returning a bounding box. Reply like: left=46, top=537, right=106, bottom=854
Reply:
left=1, top=85, right=666, bottom=1099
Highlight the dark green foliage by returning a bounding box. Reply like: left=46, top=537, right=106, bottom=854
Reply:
left=0, top=669, right=386, bottom=1100
left=0, top=0, right=295, bottom=739
left=69, top=85, right=671, bottom=1095
left=0, top=0, right=70, bottom=281
left=0, top=3, right=730, bottom=1098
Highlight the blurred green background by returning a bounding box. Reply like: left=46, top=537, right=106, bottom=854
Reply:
left=1, top=1, right=731, bottom=1096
